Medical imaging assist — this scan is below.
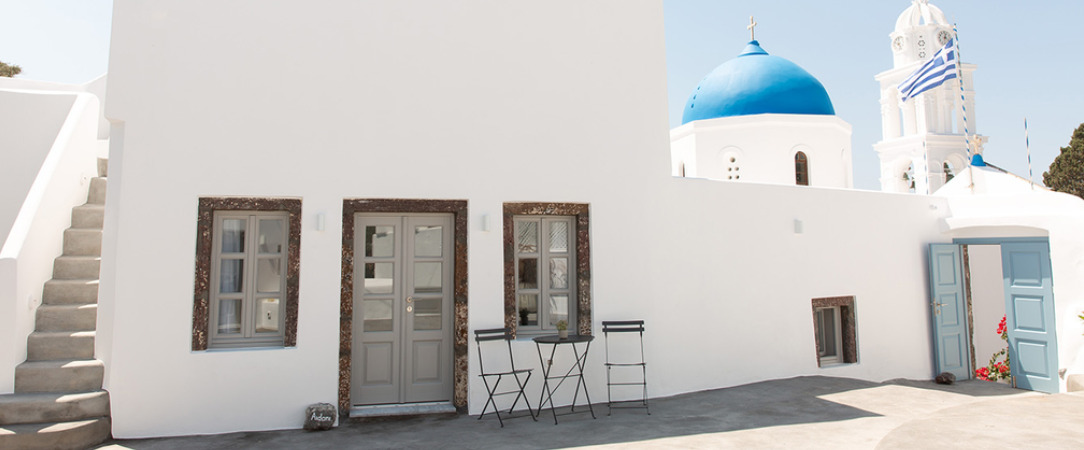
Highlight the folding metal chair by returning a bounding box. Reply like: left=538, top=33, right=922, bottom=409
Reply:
left=474, top=327, right=536, bottom=426
left=602, top=320, right=649, bottom=415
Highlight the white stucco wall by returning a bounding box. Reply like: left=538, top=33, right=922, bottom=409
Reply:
left=98, top=0, right=997, bottom=438
left=670, top=114, right=853, bottom=188
left=0, top=90, right=76, bottom=243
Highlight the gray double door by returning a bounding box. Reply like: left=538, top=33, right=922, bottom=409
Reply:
left=352, top=214, right=454, bottom=406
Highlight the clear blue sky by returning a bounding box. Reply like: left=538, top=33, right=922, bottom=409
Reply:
left=2, top=1, right=1081, bottom=190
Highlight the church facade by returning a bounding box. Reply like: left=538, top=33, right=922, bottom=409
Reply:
left=2, top=0, right=1083, bottom=440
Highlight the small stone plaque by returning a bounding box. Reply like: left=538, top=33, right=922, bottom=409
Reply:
left=304, top=403, right=336, bottom=431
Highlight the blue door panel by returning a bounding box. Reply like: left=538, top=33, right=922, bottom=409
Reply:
left=928, top=244, right=970, bottom=379
left=1001, top=241, right=1059, bottom=393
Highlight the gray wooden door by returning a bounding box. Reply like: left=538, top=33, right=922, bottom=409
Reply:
left=353, top=214, right=454, bottom=405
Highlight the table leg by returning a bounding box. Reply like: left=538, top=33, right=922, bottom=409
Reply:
left=535, top=341, right=560, bottom=425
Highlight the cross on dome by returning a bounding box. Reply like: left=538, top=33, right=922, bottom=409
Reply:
left=747, top=16, right=757, bottom=40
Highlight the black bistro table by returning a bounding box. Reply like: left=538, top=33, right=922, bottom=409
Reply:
left=533, top=334, right=596, bottom=424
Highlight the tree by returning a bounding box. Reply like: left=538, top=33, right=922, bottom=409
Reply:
left=1043, top=123, right=1084, bottom=201
left=0, top=60, right=21, bottom=77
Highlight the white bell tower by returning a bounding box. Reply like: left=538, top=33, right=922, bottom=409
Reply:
left=874, top=0, right=985, bottom=193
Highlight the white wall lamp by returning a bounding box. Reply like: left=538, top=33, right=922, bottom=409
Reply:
left=793, top=219, right=803, bottom=234
left=316, top=213, right=326, bottom=231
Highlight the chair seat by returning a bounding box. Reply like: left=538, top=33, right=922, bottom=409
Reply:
left=481, top=368, right=533, bottom=377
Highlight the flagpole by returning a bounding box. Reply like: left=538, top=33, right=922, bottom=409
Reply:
left=1025, top=117, right=1034, bottom=190
left=923, top=140, right=930, bottom=194
left=953, top=23, right=975, bottom=193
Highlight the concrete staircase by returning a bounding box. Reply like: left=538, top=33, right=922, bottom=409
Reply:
left=0, top=159, right=111, bottom=449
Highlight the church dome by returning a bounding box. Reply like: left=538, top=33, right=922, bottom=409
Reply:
left=681, top=40, right=835, bottom=124
left=894, top=0, right=949, bottom=33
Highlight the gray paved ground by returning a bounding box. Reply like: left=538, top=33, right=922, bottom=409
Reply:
left=96, top=376, right=1084, bottom=449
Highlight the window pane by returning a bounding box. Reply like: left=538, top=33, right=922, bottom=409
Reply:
left=256, top=258, right=282, bottom=293
left=218, top=299, right=241, bottom=334
left=364, top=262, right=394, bottom=294
left=413, top=298, right=441, bottom=330
left=257, top=219, right=285, bottom=254
left=255, top=298, right=280, bottom=333
left=221, top=219, right=245, bottom=253
left=363, top=299, right=393, bottom=332
left=219, top=259, right=244, bottom=293
left=414, top=225, right=442, bottom=257
left=413, top=262, right=442, bottom=293
left=549, top=221, right=568, bottom=253
left=548, top=294, right=569, bottom=327
left=517, top=294, right=538, bottom=326
left=817, top=309, right=837, bottom=357
left=517, top=258, right=538, bottom=289
left=515, top=221, right=538, bottom=253
left=365, top=226, right=395, bottom=257
left=550, top=257, right=568, bottom=289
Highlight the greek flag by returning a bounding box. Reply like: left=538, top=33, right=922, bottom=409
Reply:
left=898, top=38, right=957, bottom=102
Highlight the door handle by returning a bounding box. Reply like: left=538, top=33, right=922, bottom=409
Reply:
left=406, top=296, right=414, bottom=313
left=931, top=302, right=946, bottom=315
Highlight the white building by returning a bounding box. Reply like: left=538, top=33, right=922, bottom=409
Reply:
left=2, top=0, right=1083, bottom=445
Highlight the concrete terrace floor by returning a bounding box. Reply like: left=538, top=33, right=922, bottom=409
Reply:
left=96, top=376, right=1084, bottom=449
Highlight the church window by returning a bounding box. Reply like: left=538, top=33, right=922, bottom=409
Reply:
left=811, top=296, right=858, bottom=367
left=943, top=161, right=955, bottom=183
left=192, top=198, right=301, bottom=350
left=725, top=154, right=741, bottom=180
left=504, top=203, right=590, bottom=336
left=795, top=151, right=809, bottom=186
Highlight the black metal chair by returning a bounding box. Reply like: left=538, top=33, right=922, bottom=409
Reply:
left=474, top=327, right=536, bottom=426
left=602, top=320, right=649, bottom=415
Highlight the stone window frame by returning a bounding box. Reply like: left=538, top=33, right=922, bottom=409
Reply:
left=503, top=203, right=591, bottom=337
left=192, top=197, right=302, bottom=350
left=811, top=296, right=857, bottom=367
left=338, top=199, right=469, bottom=417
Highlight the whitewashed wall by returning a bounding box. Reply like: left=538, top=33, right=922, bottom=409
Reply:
left=670, top=114, right=853, bottom=188
left=104, top=0, right=951, bottom=438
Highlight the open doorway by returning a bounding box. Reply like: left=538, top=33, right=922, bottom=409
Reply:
left=928, top=239, right=1059, bottom=393
left=963, top=245, right=1008, bottom=380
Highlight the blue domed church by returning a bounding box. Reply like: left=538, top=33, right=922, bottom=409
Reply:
left=670, top=38, right=854, bottom=188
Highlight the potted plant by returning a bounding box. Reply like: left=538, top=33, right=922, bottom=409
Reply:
left=556, top=320, right=569, bottom=339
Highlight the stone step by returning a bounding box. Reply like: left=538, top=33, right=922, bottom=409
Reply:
left=87, top=177, right=107, bottom=205
left=97, top=157, right=108, bottom=178
left=14, top=360, right=104, bottom=394
left=62, top=228, right=102, bottom=257
left=0, top=391, right=110, bottom=426
left=43, top=279, right=99, bottom=305
left=27, top=331, right=95, bottom=361
left=52, top=256, right=101, bottom=280
left=35, top=304, right=98, bottom=332
left=70, top=204, right=104, bottom=229
left=0, top=417, right=111, bottom=450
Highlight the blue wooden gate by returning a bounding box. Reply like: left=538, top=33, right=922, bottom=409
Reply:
left=928, top=244, right=971, bottom=379
left=1001, top=241, right=1059, bottom=393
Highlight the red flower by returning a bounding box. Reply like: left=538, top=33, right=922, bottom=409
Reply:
left=997, top=316, right=1007, bottom=335
left=998, top=364, right=1009, bottom=373
left=975, top=367, right=990, bottom=380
